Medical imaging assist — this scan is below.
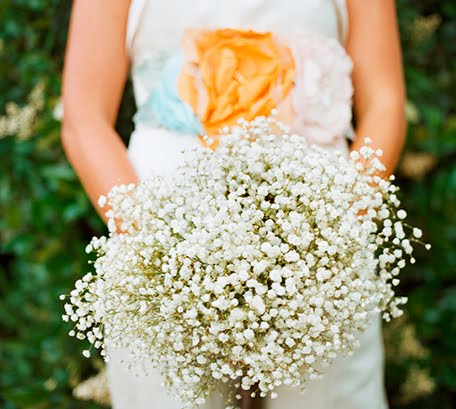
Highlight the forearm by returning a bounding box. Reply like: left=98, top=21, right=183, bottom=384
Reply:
left=62, top=119, right=138, bottom=222
left=61, top=0, right=133, bottom=223
left=350, top=101, right=407, bottom=177
left=345, top=0, right=406, bottom=178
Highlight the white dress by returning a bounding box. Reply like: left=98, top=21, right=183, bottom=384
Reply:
left=106, top=1, right=389, bottom=408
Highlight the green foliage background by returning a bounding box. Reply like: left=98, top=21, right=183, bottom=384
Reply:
left=0, top=1, right=455, bottom=408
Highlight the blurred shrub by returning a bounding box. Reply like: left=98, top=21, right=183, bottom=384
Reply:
left=0, top=0, right=455, bottom=408
left=386, top=1, right=456, bottom=408
left=0, top=2, right=105, bottom=408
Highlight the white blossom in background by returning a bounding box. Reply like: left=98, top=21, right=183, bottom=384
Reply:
left=73, top=368, right=111, bottom=406
left=52, top=97, right=64, bottom=121
left=62, top=117, right=428, bottom=408
left=0, top=81, right=45, bottom=140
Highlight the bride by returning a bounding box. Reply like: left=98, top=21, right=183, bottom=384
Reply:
left=61, top=1, right=406, bottom=408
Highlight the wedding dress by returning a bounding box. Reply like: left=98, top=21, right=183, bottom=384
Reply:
left=106, top=1, right=389, bottom=408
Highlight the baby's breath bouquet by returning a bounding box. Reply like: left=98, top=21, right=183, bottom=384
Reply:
left=62, top=117, right=427, bottom=408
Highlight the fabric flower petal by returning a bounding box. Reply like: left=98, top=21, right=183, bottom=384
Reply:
left=134, top=50, right=204, bottom=135
left=277, top=30, right=354, bottom=145
left=178, top=28, right=295, bottom=136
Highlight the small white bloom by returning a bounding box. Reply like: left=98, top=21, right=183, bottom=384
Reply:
left=98, top=195, right=107, bottom=208
left=397, top=209, right=407, bottom=219
left=243, top=329, right=255, bottom=341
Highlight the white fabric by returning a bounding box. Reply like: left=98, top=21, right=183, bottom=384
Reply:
left=106, top=1, right=390, bottom=408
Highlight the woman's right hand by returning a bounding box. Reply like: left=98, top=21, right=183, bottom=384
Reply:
left=61, top=0, right=138, bottom=224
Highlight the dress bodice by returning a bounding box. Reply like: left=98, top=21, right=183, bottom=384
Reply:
left=126, top=0, right=349, bottom=108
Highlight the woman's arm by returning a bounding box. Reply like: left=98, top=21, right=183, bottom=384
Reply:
left=346, top=0, right=407, bottom=177
left=62, top=0, right=137, bottom=223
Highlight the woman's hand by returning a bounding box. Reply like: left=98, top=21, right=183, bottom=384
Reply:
left=61, top=0, right=138, bottom=223
left=346, top=0, right=407, bottom=177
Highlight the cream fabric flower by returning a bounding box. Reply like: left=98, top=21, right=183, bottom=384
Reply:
left=277, top=31, right=353, bottom=145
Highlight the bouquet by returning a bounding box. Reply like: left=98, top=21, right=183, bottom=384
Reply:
left=62, top=117, right=428, bottom=408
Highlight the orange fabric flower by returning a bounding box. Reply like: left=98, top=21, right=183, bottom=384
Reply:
left=177, top=28, right=295, bottom=146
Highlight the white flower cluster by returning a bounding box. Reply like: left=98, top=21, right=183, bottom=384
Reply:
left=73, top=368, right=111, bottom=406
left=0, top=81, right=45, bottom=140
left=62, top=117, right=428, bottom=408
